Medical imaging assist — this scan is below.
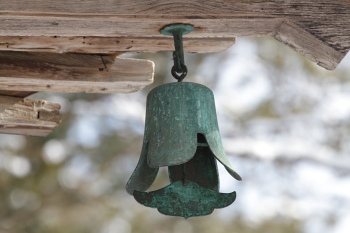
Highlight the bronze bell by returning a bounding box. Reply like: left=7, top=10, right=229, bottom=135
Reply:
left=126, top=82, right=242, bottom=218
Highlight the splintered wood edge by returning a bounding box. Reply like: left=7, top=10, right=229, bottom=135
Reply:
left=0, top=95, right=62, bottom=137
left=0, top=52, right=155, bottom=94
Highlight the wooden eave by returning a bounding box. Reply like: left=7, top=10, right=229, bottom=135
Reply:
left=0, top=0, right=349, bottom=136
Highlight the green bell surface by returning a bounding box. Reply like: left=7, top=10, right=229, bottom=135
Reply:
left=133, top=180, right=236, bottom=219
left=126, top=82, right=241, bottom=195
left=130, top=133, right=237, bottom=218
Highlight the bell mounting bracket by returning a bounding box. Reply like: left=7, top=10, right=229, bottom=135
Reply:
left=160, top=24, right=194, bottom=82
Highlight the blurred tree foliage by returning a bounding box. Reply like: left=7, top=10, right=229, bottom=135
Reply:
left=2, top=36, right=349, bottom=233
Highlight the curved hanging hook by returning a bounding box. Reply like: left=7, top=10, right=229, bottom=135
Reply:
left=171, top=64, right=188, bottom=82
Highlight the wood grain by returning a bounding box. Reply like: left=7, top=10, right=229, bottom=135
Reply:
left=0, top=51, right=154, bottom=93
left=0, top=15, right=279, bottom=37
left=0, top=95, right=62, bottom=136
left=274, top=20, right=346, bottom=70
left=0, top=0, right=348, bottom=70
left=0, top=36, right=236, bottom=54
left=0, top=0, right=349, bottom=69
left=0, top=14, right=344, bottom=70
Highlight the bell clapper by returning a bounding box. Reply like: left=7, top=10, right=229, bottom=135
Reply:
left=182, top=164, right=187, bottom=186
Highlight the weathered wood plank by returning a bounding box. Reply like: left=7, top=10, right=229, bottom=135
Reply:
left=0, top=14, right=344, bottom=70
left=0, top=52, right=154, bottom=93
left=274, top=20, right=346, bottom=70
left=0, top=95, right=62, bottom=136
left=0, top=15, right=279, bottom=38
left=0, top=0, right=349, bottom=69
left=0, top=36, right=235, bottom=54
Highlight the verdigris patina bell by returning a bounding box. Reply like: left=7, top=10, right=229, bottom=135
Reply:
left=126, top=82, right=242, bottom=218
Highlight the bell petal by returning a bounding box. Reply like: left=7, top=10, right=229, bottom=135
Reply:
left=205, top=131, right=242, bottom=181
left=145, top=83, right=199, bottom=167
left=140, top=82, right=241, bottom=180
left=168, top=142, right=219, bottom=191
left=133, top=180, right=236, bottom=218
left=126, top=141, right=159, bottom=195
left=145, top=82, right=224, bottom=168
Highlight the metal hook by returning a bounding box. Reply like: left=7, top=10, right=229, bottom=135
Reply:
left=160, top=24, right=194, bottom=81
left=171, top=64, right=188, bottom=82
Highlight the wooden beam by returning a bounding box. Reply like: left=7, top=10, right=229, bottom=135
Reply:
left=0, top=95, right=61, bottom=137
left=0, top=51, right=154, bottom=93
left=273, top=20, right=345, bottom=70
left=0, top=0, right=349, bottom=70
left=0, top=36, right=236, bottom=54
